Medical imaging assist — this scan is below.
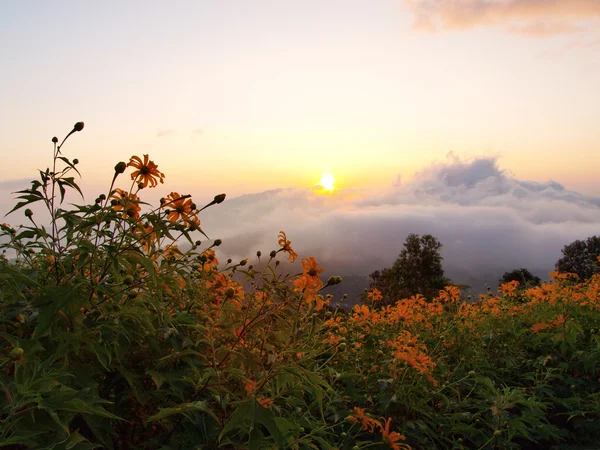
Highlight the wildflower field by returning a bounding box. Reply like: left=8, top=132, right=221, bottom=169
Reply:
left=1, top=124, right=599, bottom=449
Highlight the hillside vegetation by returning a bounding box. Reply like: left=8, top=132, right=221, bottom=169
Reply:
left=1, top=124, right=599, bottom=449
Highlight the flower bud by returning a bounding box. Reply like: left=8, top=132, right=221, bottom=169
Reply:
left=270, top=250, right=277, bottom=258
left=73, top=121, right=85, bottom=132
left=239, top=259, right=247, bottom=266
left=9, top=347, right=24, bottom=361
left=190, top=203, right=197, bottom=210
left=114, top=161, right=127, bottom=174
left=214, top=193, right=226, bottom=204
left=256, top=251, right=261, bottom=258
left=24, top=209, right=33, bottom=218
left=52, top=136, right=58, bottom=143
left=327, top=276, right=342, bottom=286
left=227, top=258, right=232, bottom=264
left=225, top=287, right=235, bottom=298
left=195, top=240, right=201, bottom=246
left=73, top=158, right=79, bottom=165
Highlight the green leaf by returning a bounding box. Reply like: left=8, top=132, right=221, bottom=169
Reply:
left=147, top=401, right=217, bottom=422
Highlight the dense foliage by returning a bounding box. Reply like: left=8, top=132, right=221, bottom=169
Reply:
left=368, top=234, right=450, bottom=305
left=555, top=236, right=600, bottom=281
left=1, top=124, right=599, bottom=449
left=498, top=268, right=541, bottom=290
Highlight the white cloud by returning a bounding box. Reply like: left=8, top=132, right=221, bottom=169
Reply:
left=201, top=155, right=600, bottom=292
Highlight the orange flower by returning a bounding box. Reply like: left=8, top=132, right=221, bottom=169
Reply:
left=162, top=192, right=199, bottom=227
left=127, top=154, right=165, bottom=188
left=438, top=285, right=461, bottom=303
left=110, top=188, right=141, bottom=219
left=381, top=417, right=410, bottom=450
left=162, top=244, right=181, bottom=260
left=499, top=280, right=520, bottom=296
left=367, top=288, right=383, bottom=302
left=257, top=397, right=273, bottom=408
left=245, top=379, right=257, bottom=395
left=302, top=256, right=323, bottom=278
left=348, top=407, right=381, bottom=433
left=292, top=274, right=324, bottom=309
left=132, top=222, right=157, bottom=253
left=201, top=249, right=219, bottom=272
left=530, top=322, right=550, bottom=333
left=278, top=231, right=298, bottom=262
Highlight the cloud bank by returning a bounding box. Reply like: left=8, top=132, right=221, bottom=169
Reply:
left=404, top=0, right=600, bottom=36
left=202, top=155, right=600, bottom=293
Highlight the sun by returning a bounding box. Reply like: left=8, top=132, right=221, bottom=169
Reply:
left=320, top=173, right=335, bottom=191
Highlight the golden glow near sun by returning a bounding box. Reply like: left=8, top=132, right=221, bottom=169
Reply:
left=320, top=173, right=335, bottom=191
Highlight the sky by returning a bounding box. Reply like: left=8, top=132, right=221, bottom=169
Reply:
left=2, top=1, right=600, bottom=292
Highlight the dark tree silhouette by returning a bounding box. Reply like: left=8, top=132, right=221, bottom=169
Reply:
left=555, top=236, right=600, bottom=280
left=499, top=268, right=541, bottom=289
left=368, top=233, right=450, bottom=304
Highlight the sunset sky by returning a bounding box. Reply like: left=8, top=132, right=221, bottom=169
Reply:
left=2, top=1, right=600, bottom=287
left=1, top=0, right=599, bottom=197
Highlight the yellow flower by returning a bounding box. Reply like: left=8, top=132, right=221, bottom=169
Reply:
left=127, top=154, right=165, bottom=188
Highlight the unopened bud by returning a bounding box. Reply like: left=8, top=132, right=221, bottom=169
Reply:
left=256, top=251, right=262, bottom=258
left=270, top=250, right=277, bottom=258
left=239, top=259, right=247, bottom=266
left=214, top=193, right=226, bottom=204
left=195, top=240, right=201, bottom=246
left=327, top=276, right=342, bottom=286
left=73, top=122, right=84, bottom=132
left=9, top=347, right=24, bottom=361
left=114, top=161, right=127, bottom=174
left=52, top=136, right=58, bottom=143
left=73, top=158, right=79, bottom=165
left=213, top=239, right=222, bottom=247
left=225, top=287, right=235, bottom=298
left=24, top=209, right=33, bottom=218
